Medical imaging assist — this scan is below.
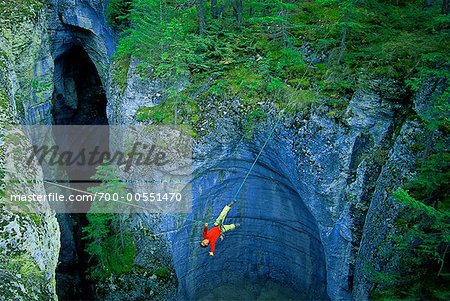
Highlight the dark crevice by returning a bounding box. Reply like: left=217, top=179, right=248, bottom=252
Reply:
left=52, top=45, right=107, bottom=125
left=52, top=44, right=108, bottom=301
left=348, top=104, right=410, bottom=292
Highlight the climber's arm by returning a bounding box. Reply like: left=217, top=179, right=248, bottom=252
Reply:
left=209, top=242, right=215, bottom=256
left=202, top=223, right=208, bottom=239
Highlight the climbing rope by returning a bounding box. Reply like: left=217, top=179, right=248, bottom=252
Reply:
left=226, top=26, right=339, bottom=203
left=232, top=118, right=280, bottom=201
left=41, top=179, right=206, bottom=227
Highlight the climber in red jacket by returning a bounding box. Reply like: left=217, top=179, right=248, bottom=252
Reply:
left=200, top=200, right=240, bottom=256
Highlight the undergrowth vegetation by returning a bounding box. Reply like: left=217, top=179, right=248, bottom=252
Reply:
left=83, top=163, right=136, bottom=280
left=109, top=0, right=449, bottom=127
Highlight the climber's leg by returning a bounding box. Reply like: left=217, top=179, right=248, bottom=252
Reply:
left=214, top=205, right=231, bottom=226
left=220, top=224, right=236, bottom=233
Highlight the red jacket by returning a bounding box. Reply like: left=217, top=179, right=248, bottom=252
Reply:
left=202, top=225, right=221, bottom=253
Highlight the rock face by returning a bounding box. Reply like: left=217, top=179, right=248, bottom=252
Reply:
left=111, top=60, right=439, bottom=301
left=146, top=81, right=442, bottom=301
left=1, top=1, right=113, bottom=300
left=47, top=0, right=115, bottom=82
left=0, top=128, right=60, bottom=301
left=0, top=0, right=54, bottom=125
left=352, top=79, right=446, bottom=300
left=108, top=59, right=186, bottom=124
left=1, top=1, right=444, bottom=301
left=157, top=90, right=398, bottom=301
left=47, top=0, right=114, bottom=125
left=44, top=1, right=114, bottom=299
left=172, top=132, right=329, bottom=300
left=291, top=92, right=399, bottom=301
left=0, top=1, right=60, bottom=300
left=352, top=119, right=424, bottom=300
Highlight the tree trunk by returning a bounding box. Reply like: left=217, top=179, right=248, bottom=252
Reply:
left=438, top=243, right=449, bottom=276
left=196, top=0, right=207, bottom=34
left=211, top=0, right=218, bottom=19
left=280, top=7, right=288, bottom=47
left=238, top=0, right=244, bottom=26
left=337, top=10, right=350, bottom=65
left=424, top=0, right=433, bottom=9
left=443, top=0, right=450, bottom=14
left=174, top=101, right=178, bottom=125
left=232, top=0, right=244, bottom=27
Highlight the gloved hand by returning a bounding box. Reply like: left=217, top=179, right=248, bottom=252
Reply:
left=209, top=252, right=214, bottom=256
left=204, top=222, right=209, bottom=227
left=228, top=200, right=237, bottom=207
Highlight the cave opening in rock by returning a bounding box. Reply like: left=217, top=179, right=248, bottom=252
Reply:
left=172, top=142, right=329, bottom=301
left=52, top=45, right=107, bottom=125
left=51, top=44, right=108, bottom=300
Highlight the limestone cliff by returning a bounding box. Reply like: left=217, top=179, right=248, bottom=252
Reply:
left=112, top=57, right=443, bottom=301
left=0, top=1, right=60, bottom=300
left=0, top=0, right=446, bottom=301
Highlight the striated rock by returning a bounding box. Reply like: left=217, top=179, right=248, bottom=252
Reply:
left=0, top=0, right=54, bottom=125
left=113, top=75, right=418, bottom=301
left=291, top=91, right=397, bottom=301
left=352, top=78, right=447, bottom=300
left=172, top=129, right=329, bottom=300
left=0, top=123, right=60, bottom=301
left=47, top=0, right=115, bottom=81
left=154, top=88, right=409, bottom=301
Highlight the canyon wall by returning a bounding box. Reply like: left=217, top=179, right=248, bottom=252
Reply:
left=0, top=1, right=445, bottom=300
